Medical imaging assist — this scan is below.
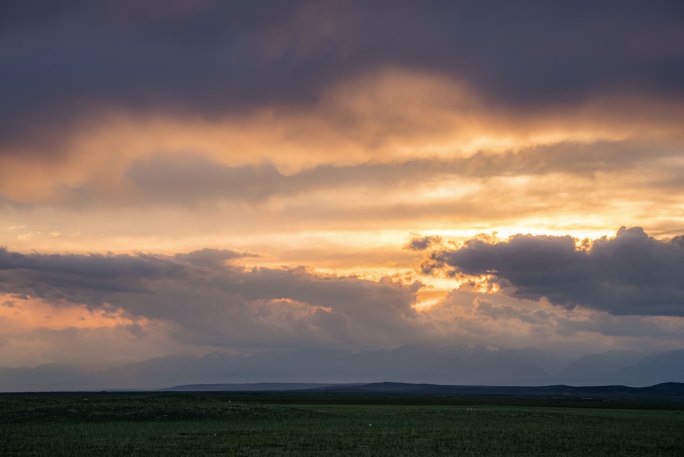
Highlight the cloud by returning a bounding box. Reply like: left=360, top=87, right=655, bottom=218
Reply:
left=1, top=0, right=683, bottom=151
left=424, top=285, right=684, bottom=359
left=39, top=138, right=676, bottom=206
left=426, top=227, right=684, bottom=316
left=1, top=242, right=684, bottom=368
left=0, top=321, right=191, bottom=369
left=405, top=235, right=442, bottom=251
left=126, top=158, right=285, bottom=203
left=0, top=247, right=422, bottom=349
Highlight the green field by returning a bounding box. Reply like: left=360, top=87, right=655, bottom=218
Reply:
left=1, top=393, right=682, bottom=456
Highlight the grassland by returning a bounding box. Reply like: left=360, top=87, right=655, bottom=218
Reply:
left=1, top=392, right=682, bottom=456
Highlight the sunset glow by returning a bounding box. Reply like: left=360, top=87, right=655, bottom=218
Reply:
left=1, top=0, right=684, bottom=389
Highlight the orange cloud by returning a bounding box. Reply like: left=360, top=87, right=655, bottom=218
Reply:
left=0, top=294, right=144, bottom=331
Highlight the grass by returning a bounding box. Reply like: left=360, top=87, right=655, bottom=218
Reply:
left=1, top=393, right=682, bottom=456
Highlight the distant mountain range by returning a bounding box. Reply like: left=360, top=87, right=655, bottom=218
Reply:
left=309, top=381, right=684, bottom=398
left=2, top=345, right=684, bottom=392
left=163, top=381, right=684, bottom=401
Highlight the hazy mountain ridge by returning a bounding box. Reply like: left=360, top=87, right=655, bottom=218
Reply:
left=159, top=381, right=684, bottom=401
left=305, top=381, right=684, bottom=400
left=1, top=345, right=683, bottom=392
left=554, top=351, right=645, bottom=384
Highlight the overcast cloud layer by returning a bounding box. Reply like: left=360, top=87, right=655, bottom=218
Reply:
left=2, top=0, right=683, bottom=150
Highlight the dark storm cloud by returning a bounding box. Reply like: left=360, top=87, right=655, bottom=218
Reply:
left=0, top=247, right=188, bottom=294
left=2, top=0, right=683, bottom=151
left=426, top=227, right=684, bottom=316
left=0, top=247, right=420, bottom=347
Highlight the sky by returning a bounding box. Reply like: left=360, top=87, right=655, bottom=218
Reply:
left=1, top=1, right=684, bottom=385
